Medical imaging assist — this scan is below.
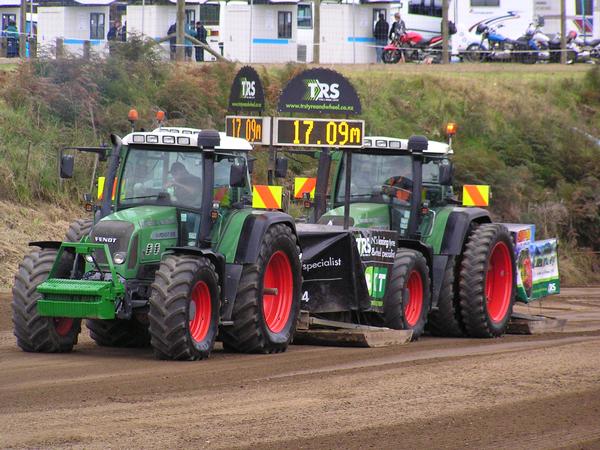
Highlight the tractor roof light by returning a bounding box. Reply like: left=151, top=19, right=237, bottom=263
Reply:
left=156, top=110, right=165, bottom=123
left=128, top=108, right=139, bottom=123
left=446, top=122, right=457, bottom=137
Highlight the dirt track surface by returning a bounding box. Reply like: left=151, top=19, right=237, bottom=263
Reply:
left=2, top=289, right=600, bottom=449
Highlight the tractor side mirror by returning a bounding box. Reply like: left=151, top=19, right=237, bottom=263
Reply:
left=439, top=163, right=454, bottom=186
left=274, top=157, right=288, bottom=178
left=60, top=154, right=75, bottom=179
left=229, top=163, right=247, bottom=188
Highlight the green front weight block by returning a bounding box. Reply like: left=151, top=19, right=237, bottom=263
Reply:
left=36, top=242, right=125, bottom=319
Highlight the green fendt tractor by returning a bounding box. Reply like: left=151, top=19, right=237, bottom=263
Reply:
left=12, top=128, right=302, bottom=360
left=297, top=134, right=532, bottom=339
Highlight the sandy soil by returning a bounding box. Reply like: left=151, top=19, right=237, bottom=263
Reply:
left=0, top=201, right=79, bottom=289
left=1, top=288, right=600, bottom=449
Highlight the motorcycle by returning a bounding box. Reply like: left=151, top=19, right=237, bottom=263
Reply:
left=382, top=31, right=443, bottom=64
left=573, top=34, right=600, bottom=63
left=548, top=30, right=580, bottom=64
left=463, top=23, right=515, bottom=62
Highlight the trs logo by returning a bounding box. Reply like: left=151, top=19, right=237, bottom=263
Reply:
left=305, top=80, right=340, bottom=102
left=240, top=78, right=255, bottom=99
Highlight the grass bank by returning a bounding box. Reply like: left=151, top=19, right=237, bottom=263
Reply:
left=0, top=42, right=598, bottom=285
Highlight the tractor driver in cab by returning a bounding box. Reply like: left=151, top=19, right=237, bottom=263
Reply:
left=167, top=161, right=202, bottom=206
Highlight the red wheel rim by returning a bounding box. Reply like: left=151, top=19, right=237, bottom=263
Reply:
left=404, top=270, right=423, bottom=327
left=189, top=281, right=212, bottom=343
left=263, top=250, right=293, bottom=333
left=53, top=318, right=73, bottom=337
left=486, top=242, right=513, bottom=323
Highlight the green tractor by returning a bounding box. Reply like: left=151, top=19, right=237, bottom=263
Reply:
left=296, top=134, right=523, bottom=339
left=12, top=128, right=302, bottom=360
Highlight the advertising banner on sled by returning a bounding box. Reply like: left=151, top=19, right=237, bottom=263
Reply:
left=298, top=225, right=396, bottom=314
left=504, top=224, right=560, bottom=303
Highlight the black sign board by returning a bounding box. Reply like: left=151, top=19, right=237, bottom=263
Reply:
left=228, top=66, right=265, bottom=112
left=277, top=68, right=362, bottom=115
left=273, top=117, right=364, bottom=148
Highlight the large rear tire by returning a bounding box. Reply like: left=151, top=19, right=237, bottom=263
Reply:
left=12, top=248, right=81, bottom=352
left=86, top=318, right=150, bottom=348
left=221, top=224, right=301, bottom=354
left=65, top=218, right=93, bottom=242
left=384, top=249, right=431, bottom=340
left=427, top=256, right=465, bottom=337
left=148, top=254, right=220, bottom=360
left=459, top=224, right=516, bottom=338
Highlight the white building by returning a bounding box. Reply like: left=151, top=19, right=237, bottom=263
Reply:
left=535, top=0, right=599, bottom=39
left=222, top=0, right=300, bottom=63
left=125, top=0, right=223, bottom=60
left=37, top=0, right=116, bottom=56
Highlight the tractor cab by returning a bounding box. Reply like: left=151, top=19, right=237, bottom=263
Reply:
left=317, top=135, right=455, bottom=240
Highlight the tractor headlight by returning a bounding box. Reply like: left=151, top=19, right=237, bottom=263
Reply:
left=85, top=254, right=94, bottom=263
left=113, top=252, right=126, bottom=265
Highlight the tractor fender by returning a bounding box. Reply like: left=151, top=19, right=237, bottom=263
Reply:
left=439, top=207, right=491, bottom=256
left=234, top=211, right=298, bottom=264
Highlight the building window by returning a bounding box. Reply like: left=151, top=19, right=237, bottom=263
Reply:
left=199, top=4, right=220, bottom=26
left=408, top=0, right=443, bottom=16
left=470, top=0, right=500, bottom=6
left=90, top=12, right=105, bottom=40
left=373, top=8, right=386, bottom=28
left=298, top=4, right=312, bottom=28
left=278, top=11, right=292, bottom=39
left=575, top=0, right=593, bottom=15
left=185, top=9, right=195, bottom=26
left=1, top=13, right=17, bottom=31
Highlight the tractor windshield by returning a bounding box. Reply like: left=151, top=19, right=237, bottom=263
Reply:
left=335, top=152, right=413, bottom=204
left=118, top=148, right=204, bottom=209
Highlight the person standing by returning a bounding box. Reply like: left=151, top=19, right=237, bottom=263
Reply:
left=373, top=13, right=389, bottom=64
left=167, top=23, right=176, bottom=60
left=184, top=21, right=194, bottom=61
left=389, top=12, right=406, bottom=41
left=195, top=21, right=207, bottom=62
left=107, top=19, right=122, bottom=41
left=5, top=20, right=19, bottom=57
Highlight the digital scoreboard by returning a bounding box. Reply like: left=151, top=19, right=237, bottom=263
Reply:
left=225, top=116, right=271, bottom=145
left=273, top=118, right=364, bottom=148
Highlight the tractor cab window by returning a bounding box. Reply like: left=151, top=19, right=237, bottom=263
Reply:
left=213, top=153, right=250, bottom=207
left=422, top=157, right=454, bottom=206
left=119, top=148, right=204, bottom=209
left=336, top=151, right=414, bottom=235
left=336, top=152, right=413, bottom=204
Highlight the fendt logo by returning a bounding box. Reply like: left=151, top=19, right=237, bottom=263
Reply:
left=240, top=78, right=256, bottom=99
left=305, top=80, right=340, bottom=102
left=94, top=236, right=117, bottom=244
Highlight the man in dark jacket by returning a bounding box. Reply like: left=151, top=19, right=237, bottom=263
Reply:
left=167, top=23, right=176, bottom=60
left=195, top=21, right=208, bottom=62
left=373, top=13, right=389, bottom=63
left=389, top=12, right=406, bottom=41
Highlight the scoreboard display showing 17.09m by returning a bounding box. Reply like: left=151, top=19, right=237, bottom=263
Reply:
left=273, top=118, right=364, bottom=148
left=225, top=116, right=271, bottom=145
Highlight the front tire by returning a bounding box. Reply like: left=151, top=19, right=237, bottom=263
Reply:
left=221, top=224, right=301, bottom=354
left=148, top=254, right=220, bottom=360
left=384, top=249, right=431, bottom=340
left=12, top=248, right=81, bottom=352
left=464, top=44, right=483, bottom=62
left=382, top=49, right=400, bottom=64
left=459, top=224, right=516, bottom=338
